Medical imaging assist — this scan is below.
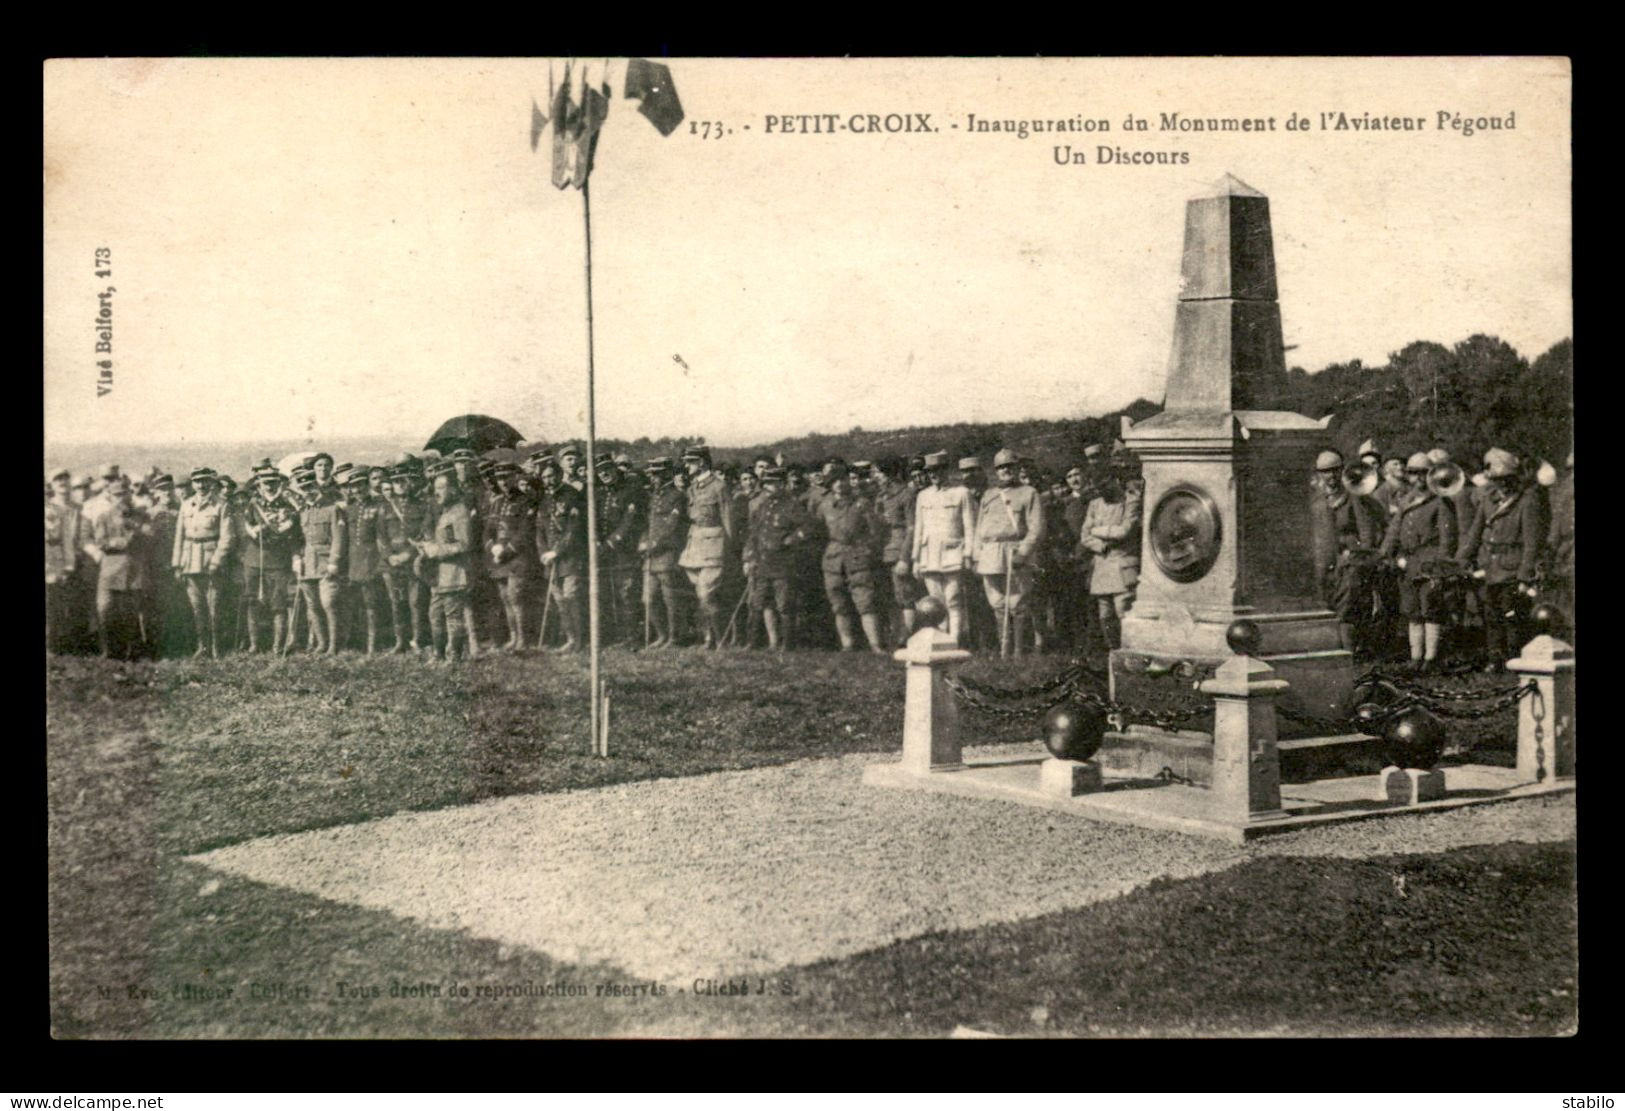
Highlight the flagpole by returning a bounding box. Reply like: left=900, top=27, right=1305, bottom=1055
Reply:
left=583, top=177, right=602, bottom=757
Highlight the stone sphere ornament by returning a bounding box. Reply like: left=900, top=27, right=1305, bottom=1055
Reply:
left=1351, top=702, right=1390, bottom=736
left=1380, top=706, right=1446, bottom=770
left=1042, top=701, right=1108, bottom=761
left=1225, top=618, right=1262, bottom=657
left=1528, top=603, right=1568, bottom=639
left=913, top=594, right=948, bottom=631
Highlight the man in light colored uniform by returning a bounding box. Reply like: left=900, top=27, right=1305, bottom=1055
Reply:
left=911, top=451, right=977, bottom=645
left=973, top=447, right=1046, bottom=658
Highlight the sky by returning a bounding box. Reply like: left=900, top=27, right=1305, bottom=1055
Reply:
left=43, top=57, right=1572, bottom=449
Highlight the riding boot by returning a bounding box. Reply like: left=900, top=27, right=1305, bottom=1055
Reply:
left=190, top=602, right=210, bottom=658
left=272, top=613, right=288, bottom=656
left=859, top=612, right=886, bottom=654
left=512, top=598, right=528, bottom=652
left=1011, top=614, right=1028, bottom=659
left=248, top=614, right=262, bottom=654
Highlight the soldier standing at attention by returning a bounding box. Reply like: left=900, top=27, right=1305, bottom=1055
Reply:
left=1457, top=448, right=1546, bottom=672
left=379, top=459, right=431, bottom=653
left=1079, top=466, right=1142, bottom=652
left=46, top=468, right=81, bottom=655
left=911, top=452, right=977, bottom=645
left=296, top=465, right=346, bottom=656
left=957, top=456, right=997, bottom=651
left=480, top=460, right=536, bottom=652
left=172, top=467, right=233, bottom=658
left=594, top=452, right=644, bottom=645
left=414, top=464, right=476, bottom=663
left=340, top=465, right=389, bottom=654
left=1310, top=449, right=1383, bottom=656
left=1379, top=452, right=1459, bottom=674
left=242, top=464, right=299, bottom=654
left=745, top=466, right=813, bottom=651
left=974, top=448, right=1046, bottom=658
left=678, top=445, right=733, bottom=649
left=83, top=477, right=150, bottom=659
left=640, top=457, right=688, bottom=648
left=877, top=458, right=922, bottom=647
left=537, top=453, right=587, bottom=653
left=1058, top=462, right=1094, bottom=653
left=816, top=461, right=887, bottom=653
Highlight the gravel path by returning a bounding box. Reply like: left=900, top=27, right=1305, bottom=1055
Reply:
left=190, top=745, right=1576, bottom=984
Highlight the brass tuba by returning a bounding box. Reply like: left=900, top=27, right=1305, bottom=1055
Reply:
left=1427, top=461, right=1466, bottom=499
left=1342, top=462, right=1379, bottom=497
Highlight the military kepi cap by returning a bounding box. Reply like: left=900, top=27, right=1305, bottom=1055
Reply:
left=922, top=451, right=949, bottom=470
left=681, top=445, right=711, bottom=462
left=993, top=448, right=1020, bottom=468
left=189, top=467, right=217, bottom=484
left=1484, top=447, right=1519, bottom=478
left=594, top=452, right=616, bottom=469
left=957, top=456, right=981, bottom=471
left=762, top=466, right=787, bottom=482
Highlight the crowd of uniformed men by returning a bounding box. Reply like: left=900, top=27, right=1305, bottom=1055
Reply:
left=44, top=435, right=1573, bottom=671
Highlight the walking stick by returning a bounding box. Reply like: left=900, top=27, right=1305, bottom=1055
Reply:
left=538, top=560, right=557, bottom=648
left=722, top=587, right=749, bottom=647
left=1002, top=547, right=1013, bottom=659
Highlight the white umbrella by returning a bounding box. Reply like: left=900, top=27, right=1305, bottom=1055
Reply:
left=277, top=450, right=320, bottom=477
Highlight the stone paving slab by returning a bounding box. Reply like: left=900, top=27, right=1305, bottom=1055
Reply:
left=190, top=745, right=1576, bottom=984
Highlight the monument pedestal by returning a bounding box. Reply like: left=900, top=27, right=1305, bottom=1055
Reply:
left=1105, top=178, right=1354, bottom=744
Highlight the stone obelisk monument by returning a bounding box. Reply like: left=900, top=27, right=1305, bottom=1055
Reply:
left=1104, top=176, right=1352, bottom=771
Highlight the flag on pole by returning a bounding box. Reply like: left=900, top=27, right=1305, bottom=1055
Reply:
left=535, top=58, right=684, bottom=188
left=623, top=58, right=685, bottom=136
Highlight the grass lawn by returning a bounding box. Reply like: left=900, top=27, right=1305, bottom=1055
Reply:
left=46, top=648, right=1564, bottom=1038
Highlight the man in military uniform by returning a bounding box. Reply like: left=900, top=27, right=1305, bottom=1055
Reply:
left=1053, top=462, right=1094, bottom=653
left=45, top=468, right=81, bottom=655
left=1080, top=463, right=1141, bottom=652
left=414, top=465, right=477, bottom=663
left=83, top=477, right=150, bottom=659
left=594, top=452, right=645, bottom=645
left=337, top=465, right=388, bottom=654
left=237, top=463, right=300, bottom=653
left=1311, top=449, right=1383, bottom=656
left=815, top=462, right=886, bottom=653
left=973, top=448, right=1046, bottom=658
left=379, top=458, right=431, bottom=653
left=1457, top=447, right=1546, bottom=671
left=1379, top=452, right=1459, bottom=673
left=678, top=445, right=733, bottom=649
left=639, top=457, right=688, bottom=648
left=311, top=453, right=338, bottom=504
left=874, top=458, right=922, bottom=647
left=170, top=467, right=233, bottom=658
left=296, top=464, right=346, bottom=656
left=537, top=452, right=587, bottom=653
left=744, top=466, right=813, bottom=651
left=909, top=452, right=977, bottom=645
left=480, top=460, right=536, bottom=652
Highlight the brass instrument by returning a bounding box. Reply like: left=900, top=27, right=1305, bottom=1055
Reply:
left=1342, top=462, right=1379, bottom=497
left=1426, top=461, right=1466, bottom=499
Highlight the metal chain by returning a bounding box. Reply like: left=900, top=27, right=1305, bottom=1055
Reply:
left=1529, top=685, right=1547, bottom=783
left=949, top=660, right=1089, bottom=703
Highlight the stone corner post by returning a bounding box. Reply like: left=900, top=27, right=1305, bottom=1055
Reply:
left=1198, top=652, right=1289, bottom=822
left=896, top=623, right=972, bottom=776
left=1508, top=634, right=1576, bottom=784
